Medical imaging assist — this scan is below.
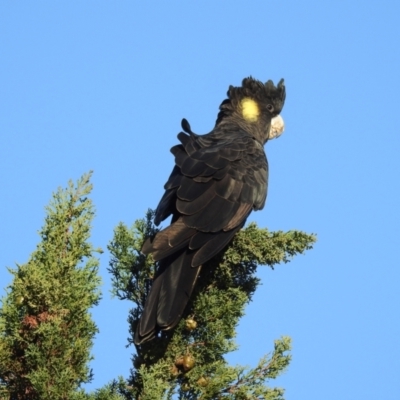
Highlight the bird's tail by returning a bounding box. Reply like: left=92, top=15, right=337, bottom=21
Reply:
left=135, top=248, right=201, bottom=345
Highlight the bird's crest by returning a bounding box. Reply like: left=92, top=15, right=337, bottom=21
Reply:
left=230, top=77, right=286, bottom=112
left=216, top=77, right=286, bottom=125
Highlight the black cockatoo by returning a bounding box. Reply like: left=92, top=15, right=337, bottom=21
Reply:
left=135, top=77, right=286, bottom=344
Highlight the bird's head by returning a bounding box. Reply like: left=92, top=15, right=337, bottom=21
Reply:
left=216, top=77, right=286, bottom=143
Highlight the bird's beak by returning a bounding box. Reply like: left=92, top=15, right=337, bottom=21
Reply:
left=268, top=115, right=285, bottom=140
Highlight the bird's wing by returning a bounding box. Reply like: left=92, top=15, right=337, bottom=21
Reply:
left=137, top=128, right=268, bottom=342
left=147, top=127, right=268, bottom=267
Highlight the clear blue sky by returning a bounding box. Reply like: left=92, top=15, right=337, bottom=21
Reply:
left=1, top=2, right=399, bottom=398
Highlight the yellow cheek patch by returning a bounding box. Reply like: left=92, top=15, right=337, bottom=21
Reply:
left=241, top=98, right=260, bottom=122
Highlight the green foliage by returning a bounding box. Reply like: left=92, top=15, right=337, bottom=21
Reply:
left=70, top=377, right=127, bottom=400
left=0, top=172, right=102, bottom=400
left=108, top=211, right=316, bottom=399
left=0, top=171, right=316, bottom=399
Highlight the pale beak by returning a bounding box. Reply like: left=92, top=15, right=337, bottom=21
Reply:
left=268, top=115, right=285, bottom=140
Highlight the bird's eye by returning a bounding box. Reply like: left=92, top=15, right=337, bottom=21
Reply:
left=266, top=104, right=274, bottom=112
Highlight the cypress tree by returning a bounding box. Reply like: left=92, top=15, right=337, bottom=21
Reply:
left=0, top=172, right=102, bottom=399
left=0, top=172, right=316, bottom=399
left=108, top=210, right=316, bottom=399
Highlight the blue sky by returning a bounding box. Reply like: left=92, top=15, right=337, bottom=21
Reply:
left=1, top=1, right=399, bottom=398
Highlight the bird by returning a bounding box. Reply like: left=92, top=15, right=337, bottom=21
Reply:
left=135, top=77, right=286, bottom=344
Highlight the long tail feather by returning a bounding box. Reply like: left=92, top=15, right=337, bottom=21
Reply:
left=135, top=248, right=200, bottom=344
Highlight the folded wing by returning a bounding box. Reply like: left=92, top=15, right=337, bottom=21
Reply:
left=135, top=124, right=268, bottom=344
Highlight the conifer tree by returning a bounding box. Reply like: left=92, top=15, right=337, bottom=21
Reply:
left=0, top=172, right=316, bottom=400
left=108, top=211, right=316, bottom=399
left=0, top=172, right=102, bottom=400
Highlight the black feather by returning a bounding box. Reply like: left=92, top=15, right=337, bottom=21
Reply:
left=135, top=77, right=286, bottom=345
left=157, top=249, right=199, bottom=328
left=192, top=225, right=242, bottom=267
left=177, top=177, right=214, bottom=201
